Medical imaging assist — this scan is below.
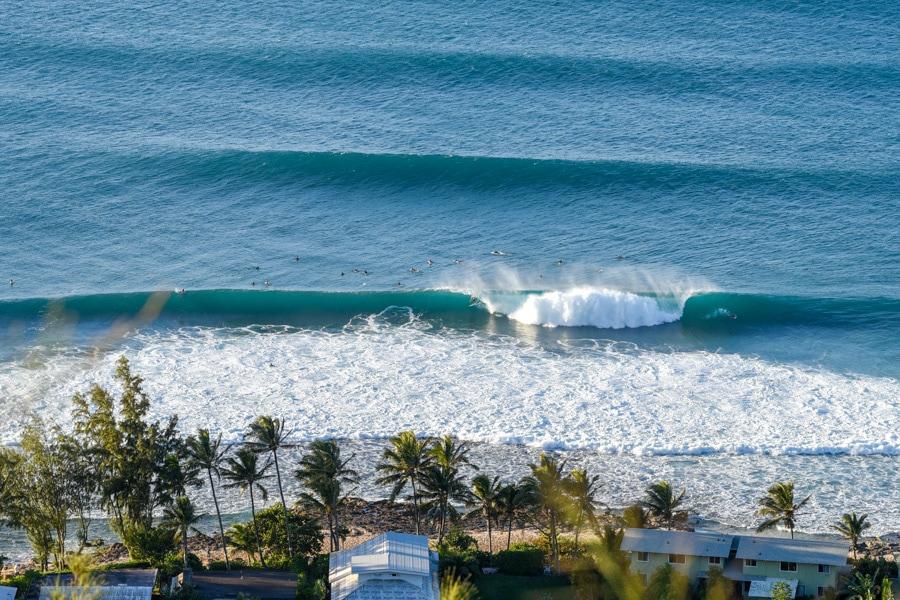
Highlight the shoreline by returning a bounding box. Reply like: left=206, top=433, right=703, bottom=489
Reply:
left=1, top=497, right=897, bottom=572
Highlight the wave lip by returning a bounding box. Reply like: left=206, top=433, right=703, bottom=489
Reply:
left=495, top=287, right=684, bottom=329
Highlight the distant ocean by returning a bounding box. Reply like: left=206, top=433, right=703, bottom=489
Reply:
left=1, top=0, right=898, bottom=552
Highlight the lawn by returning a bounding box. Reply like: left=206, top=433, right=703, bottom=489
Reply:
left=474, top=574, right=576, bottom=600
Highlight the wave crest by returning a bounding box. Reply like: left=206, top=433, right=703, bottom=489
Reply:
left=487, top=287, right=683, bottom=329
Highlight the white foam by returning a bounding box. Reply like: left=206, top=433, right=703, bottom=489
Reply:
left=2, top=320, right=900, bottom=536
left=2, top=318, right=898, bottom=459
left=486, top=287, right=683, bottom=328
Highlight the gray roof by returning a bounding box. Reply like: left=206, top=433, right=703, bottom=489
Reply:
left=40, top=569, right=158, bottom=600
left=736, top=536, right=848, bottom=567
left=190, top=570, right=298, bottom=600
left=622, top=528, right=734, bottom=558
left=43, top=570, right=157, bottom=588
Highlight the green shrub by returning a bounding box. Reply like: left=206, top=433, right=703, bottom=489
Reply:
left=306, top=554, right=329, bottom=582
left=159, top=552, right=204, bottom=578
left=296, top=572, right=326, bottom=600
left=206, top=560, right=229, bottom=571
left=444, top=528, right=478, bottom=552
left=509, top=541, right=541, bottom=552
left=97, top=560, right=152, bottom=571
left=494, top=549, right=545, bottom=576
left=438, top=547, right=481, bottom=580
left=474, top=550, right=492, bottom=568
left=252, top=506, right=323, bottom=564
left=852, top=557, right=899, bottom=579
left=160, top=584, right=203, bottom=600
left=0, top=570, right=42, bottom=597
left=121, top=522, right=176, bottom=565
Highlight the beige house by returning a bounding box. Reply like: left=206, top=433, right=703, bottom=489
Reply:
left=622, top=528, right=847, bottom=599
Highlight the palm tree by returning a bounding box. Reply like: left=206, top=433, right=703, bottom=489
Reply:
left=430, top=436, right=475, bottom=471
left=422, top=436, right=474, bottom=544
left=221, top=447, right=271, bottom=567
left=756, top=481, right=811, bottom=539
left=375, top=431, right=433, bottom=535
left=420, top=464, right=470, bottom=544
left=640, top=480, right=686, bottom=529
left=467, top=474, right=502, bottom=555
left=161, top=496, right=204, bottom=571
left=833, top=512, right=871, bottom=560
left=497, top=482, right=528, bottom=550
left=186, top=428, right=231, bottom=569
left=566, top=467, right=603, bottom=549
left=245, top=415, right=294, bottom=559
left=295, top=439, right=359, bottom=551
left=520, top=453, right=571, bottom=573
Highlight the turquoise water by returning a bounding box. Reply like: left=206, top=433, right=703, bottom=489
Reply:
left=1, top=0, right=899, bottom=539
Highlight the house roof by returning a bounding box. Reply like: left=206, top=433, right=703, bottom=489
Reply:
left=329, top=532, right=438, bottom=600
left=748, top=578, right=798, bottom=599
left=622, top=528, right=734, bottom=558
left=39, top=569, right=158, bottom=600
left=43, top=570, right=158, bottom=588
left=735, top=536, right=848, bottom=567
left=190, top=570, right=298, bottom=600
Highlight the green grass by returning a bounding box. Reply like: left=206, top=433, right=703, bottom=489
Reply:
left=474, top=574, right=575, bottom=600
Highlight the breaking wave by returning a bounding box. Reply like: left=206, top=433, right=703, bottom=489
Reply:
left=1, top=288, right=898, bottom=331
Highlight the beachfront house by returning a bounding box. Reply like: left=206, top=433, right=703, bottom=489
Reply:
left=622, top=528, right=847, bottom=599
left=329, top=531, right=440, bottom=600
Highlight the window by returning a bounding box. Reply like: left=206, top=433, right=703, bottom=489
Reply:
left=745, top=559, right=757, bottom=567
left=636, top=552, right=649, bottom=562
left=780, top=561, right=798, bottom=572
left=708, top=556, right=722, bottom=565
left=818, top=564, right=830, bottom=574
left=668, top=554, right=686, bottom=564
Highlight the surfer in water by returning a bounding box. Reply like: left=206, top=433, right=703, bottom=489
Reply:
left=426, top=259, right=433, bottom=267
left=491, top=249, right=505, bottom=256
left=8, top=278, right=13, bottom=286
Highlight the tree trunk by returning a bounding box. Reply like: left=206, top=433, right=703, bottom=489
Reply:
left=487, top=512, right=493, bottom=555
left=507, top=515, right=513, bottom=550
left=208, top=469, right=230, bottom=570
left=574, top=510, right=583, bottom=551
left=249, top=488, right=266, bottom=568
left=438, top=498, right=447, bottom=544
left=411, top=477, right=420, bottom=535
left=182, top=529, right=189, bottom=570
left=272, top=450, right=294, bottom=559
left=550, top=511, right=560, bottom=573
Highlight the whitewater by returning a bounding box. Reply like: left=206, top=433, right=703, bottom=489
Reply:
left=2, top=295, right=898, bottom=456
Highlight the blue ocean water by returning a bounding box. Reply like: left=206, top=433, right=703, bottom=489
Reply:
left=1, top=0, right=899, bottom=538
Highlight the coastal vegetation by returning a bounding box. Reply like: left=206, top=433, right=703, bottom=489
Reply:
left=0, top=358, right=895, bottom=600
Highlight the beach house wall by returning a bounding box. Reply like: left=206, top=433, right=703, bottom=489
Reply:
left=622, top=529, right=734, bottom=584
left=622, top=529, right=847, bottom=599
left=735, top=536, right=846, bottom=598
left=329, top=531, right=440, bottom=600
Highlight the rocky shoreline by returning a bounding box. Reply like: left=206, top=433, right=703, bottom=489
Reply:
left=3, top=498, right=896, bottom=575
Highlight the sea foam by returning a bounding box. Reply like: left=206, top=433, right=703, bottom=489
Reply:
left=1, top=317, right=897, bottom=458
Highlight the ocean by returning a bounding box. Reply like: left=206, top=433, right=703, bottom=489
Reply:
left=1, top=0, right=898, bottom=551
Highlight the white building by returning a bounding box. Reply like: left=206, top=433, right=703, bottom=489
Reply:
left=329, top=532, right=440, bottom=600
